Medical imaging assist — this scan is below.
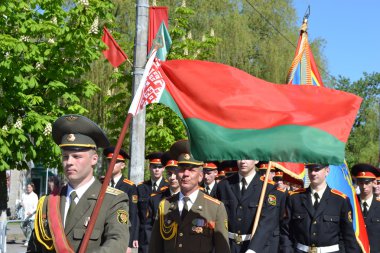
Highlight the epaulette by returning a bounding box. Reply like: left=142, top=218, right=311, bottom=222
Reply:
left=159, top=186, right=169, bottom=192
left=203, top=194, right=221, bottom=205
left=199, top=186, right=205, bottom=191
left=260, top=176, right=275, bottom=185
left=123, top=178, right=135, bottom=186
left=331, top=189, right=347, bottom=199
left=137, top=180, right=149, bottom=186
left=276, top=187, right=286, bottom=193
left=150, top=186, right=169, bottom=197
left=164, top=179, right=169, bottom=183
left=376, top=196, right=380, bottom=201
left=289, top=188, right=306, bottom=196
left=106, top=186, right=124, bottom=196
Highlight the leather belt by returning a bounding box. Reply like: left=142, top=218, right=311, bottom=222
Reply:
left=228, top=232, right=251, bottom=244
left=296, top=243, right=339, bottom=253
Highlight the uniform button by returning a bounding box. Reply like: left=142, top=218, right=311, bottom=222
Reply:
left=237, top=230, right=241, bottom=234
left=237, top=218, right=242, bottom=221
left=179, top=244, right=183, bottom=247
left=313, top=220, right=317, bottom=224
left=179, top=233, right=183, bottom=237
left=312, top=244, right=316, bottom=247
left=239, top=206, right=243, bottom=209
left=312, top=232, right=317, bottom=236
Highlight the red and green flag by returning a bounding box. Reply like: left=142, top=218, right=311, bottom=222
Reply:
left=285, top=19, right=369, bottom=253
left=129, top=56, right=361, bottom=165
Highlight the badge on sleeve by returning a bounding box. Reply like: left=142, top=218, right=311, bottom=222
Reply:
left=117, top=210, right=129, bottom=224
left=268, top=194, right=277, bottom=206
left=348, top=211, right=352, bottom=223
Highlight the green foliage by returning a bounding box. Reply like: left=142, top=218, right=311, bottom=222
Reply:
left=0, top=0, right=114, bottom=171
left=333, top=73, right=380, bottom=167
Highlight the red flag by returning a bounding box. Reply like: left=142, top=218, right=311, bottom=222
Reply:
left=102, top=27, right=128, bottom=67
left=148, top=7, right=169, bottom=53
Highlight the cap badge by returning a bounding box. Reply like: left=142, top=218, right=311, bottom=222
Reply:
left=65, top=115, right=78, bottom=121
left=361, top=172, right=366, bottom=176
left=67, top=134, right=76, bottom=142
left=184, top=154, right=190, bottom=160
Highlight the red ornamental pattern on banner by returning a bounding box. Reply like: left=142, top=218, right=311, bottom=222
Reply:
left=137, top=59, right=166, bottom=111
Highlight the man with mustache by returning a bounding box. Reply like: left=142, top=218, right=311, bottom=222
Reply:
left=149, top=140, right=230, bottom=253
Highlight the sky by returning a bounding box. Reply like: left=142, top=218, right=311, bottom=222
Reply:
left=292, top=0, right=380, bottom=82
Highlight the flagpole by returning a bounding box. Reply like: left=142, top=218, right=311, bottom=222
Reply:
left=250, top=161, right=272, bottom=236
left=78, top=113, right=133, bottom=253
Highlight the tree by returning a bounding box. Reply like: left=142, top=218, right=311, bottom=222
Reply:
left=0, top=0, right=115, bottom=207
left=333, top=73, right=380, bottom=167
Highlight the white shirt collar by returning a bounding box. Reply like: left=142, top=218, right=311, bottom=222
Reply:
left=205, top=180, right=216, bottom=190
left=67, top=177, right=95, bottom=201
left=152, top=177, right=163, bottom=188
left=310, top=184, right=327, bottom=199
left=239, top=171, right=256, bottom=187
left=361, top=194, right=373, bottom=208
left=112, top=174, right=122, bottom=186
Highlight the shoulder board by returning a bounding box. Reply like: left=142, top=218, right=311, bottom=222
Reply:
left=106, top=186, right=124, bottom=196
left=164, top=179, right=169, bottom=182
left=331, top=189, right=347, bottom=199
left=138, top=180, right=149, bottom=186
left=159, top=186, right=169, bottom=192
left=123, top=178, right=135, bottom=186
left=199, top=186, right=205, bottom=191
left=289, top=188, right=306, bottom=196
left=260, top=176, right=275, bottom=185
left=376, top=196, right=380, bottom=202
left=203, top=194, right=221, bottom=205
left=276, top=187, right=286, bottom=193
left=151, top=192, right=158, bottom=197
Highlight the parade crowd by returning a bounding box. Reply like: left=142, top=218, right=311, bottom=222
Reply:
left=25, top=115, right=380, bottom=253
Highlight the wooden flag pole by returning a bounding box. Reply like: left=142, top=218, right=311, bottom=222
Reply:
left=78, top=113, right=133, bottom=253
left=250, top=161, right=272, bottom=236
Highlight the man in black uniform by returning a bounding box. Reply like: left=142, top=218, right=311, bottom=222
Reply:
left=352, top=163, right=380, bottom=253
left=147, top=151, right=180, bottom=228
left=216, top=159, right=278, bottom=253
left=257, top=162, right=287, bottom=253
left=103, top=146, right=139, bottom=253
left=137, top=152, right=168, bottom=253
left=280, top=163, right=360, bottom=253
left=202, top=161, right=219, bottom=198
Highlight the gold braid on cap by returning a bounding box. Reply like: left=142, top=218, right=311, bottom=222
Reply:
left=34, top=196, right=54, bottom=250
left=159, top=201, right=178, bottom=240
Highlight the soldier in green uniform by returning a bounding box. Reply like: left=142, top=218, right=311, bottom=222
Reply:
left=27, top=114, right=130, bottom=253
left=149, top=140, right=230, bottom=253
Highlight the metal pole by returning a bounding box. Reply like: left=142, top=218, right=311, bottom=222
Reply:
left=129, top=0, right=149, bottom=183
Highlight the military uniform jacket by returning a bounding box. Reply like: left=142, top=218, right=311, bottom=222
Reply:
left=280, top=186, right=360, bottom=253
left=267, top=187, right=287, bottom=253
left=359, top=195, right=380, bottom=253
left=27, top=180, right=130, bottom=253
left=137, top=179, right=169, bottom=253
left=149, top=190, right=230, bottom=253
left=216, top=173, right=278, bottom=253
left=114, top=176, right=139, bottom=246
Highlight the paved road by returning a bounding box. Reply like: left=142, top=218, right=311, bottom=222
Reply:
left=5, top=222, right=27, bottom=253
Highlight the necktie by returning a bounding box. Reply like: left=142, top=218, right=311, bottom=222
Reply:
left=153, top=182, right=157, bottom=192
left=181, top=197, right=190, bottom=220
left=205, top=185, right=210, bottom=194
left=66, top=191, right=77, bottom=225
left=313, top=193, right=320, bottom=210
left=241, top=178, right=247, bottom=196
left=111, top=178, right=115, bottom=187
left=363, top=201, right=368, bottom=218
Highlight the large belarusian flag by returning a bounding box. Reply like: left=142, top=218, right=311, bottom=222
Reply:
left=285, top=19, right=369, bottom=253
left=128, top=57, right=361, bottom=165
